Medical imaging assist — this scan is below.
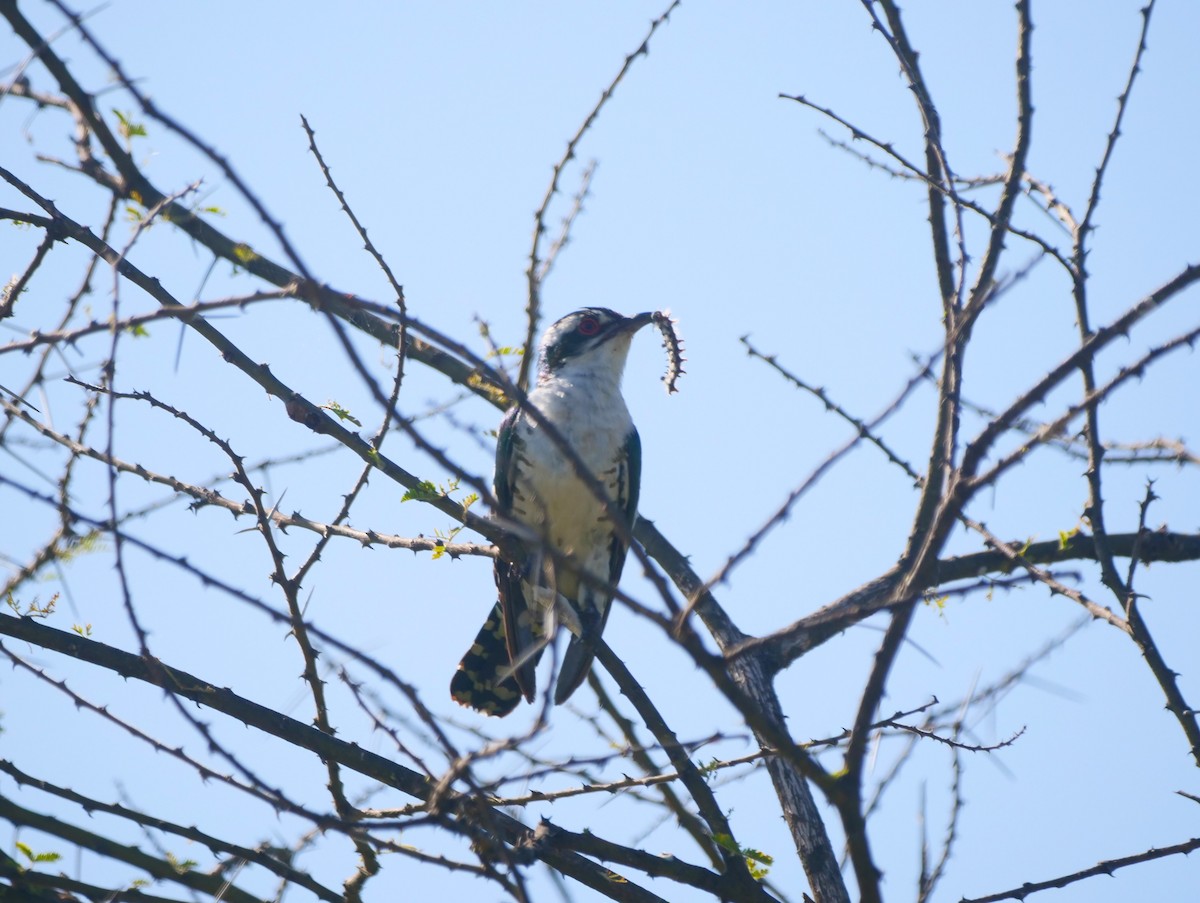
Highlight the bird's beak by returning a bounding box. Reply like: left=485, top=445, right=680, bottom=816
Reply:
left=595, top=311, right=654, bottom=348
left=614, top=311, right=655, bottom=335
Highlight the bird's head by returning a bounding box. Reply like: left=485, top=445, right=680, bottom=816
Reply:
left=537, top=308, right=654, bottom=381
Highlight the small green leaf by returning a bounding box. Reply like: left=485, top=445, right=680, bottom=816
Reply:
left=697, top=756, right=722, bottom=783
left=487, top=346, right=525, bottom=358
left=401, top=481, right=439, bottom=503
left=711, top=833, right=773, bottom=881
left=166, top=852, right=197, bottom=873
left=467, top=373, right=510, bottom=406
left=113, top=109, right=147, bottom=139
left=1058, top=527, right=1079, bottom=550
left=712, top=834, right=738, bottom=855
left=6, top=591, right=59, bottom=619
left=57, top=531, right=104, bottom=563
left=16, top=841, right=61, bottom=864
left=320, top=400, right=362, bottom=427
left=742, top=847, right=774, bottom=866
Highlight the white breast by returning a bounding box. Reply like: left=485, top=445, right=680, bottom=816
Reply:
left=510, top=366, right=631, bottom=561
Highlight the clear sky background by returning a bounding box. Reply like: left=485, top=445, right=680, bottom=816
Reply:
left=2, top=2, right=1199, bottom=901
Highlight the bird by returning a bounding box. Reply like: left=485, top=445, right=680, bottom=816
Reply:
left=451, top=307, right=653, bottom=716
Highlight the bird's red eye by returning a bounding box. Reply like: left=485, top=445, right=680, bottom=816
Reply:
left=577, top=316, right=601, bottom=336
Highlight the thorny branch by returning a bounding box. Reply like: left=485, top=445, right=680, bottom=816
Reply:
left=2, top=2, right=1198, bottom=902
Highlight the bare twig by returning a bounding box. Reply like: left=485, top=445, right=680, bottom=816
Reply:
left=518, top=0, right=680, bottom=391
left=960, top=836, right=1200, bottom=903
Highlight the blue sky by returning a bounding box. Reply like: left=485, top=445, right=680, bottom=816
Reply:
left=3, top=2, right=1199, bottom=901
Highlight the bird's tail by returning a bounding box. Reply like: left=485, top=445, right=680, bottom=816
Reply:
left=450, top=601, right=525, bottom=717
left=554, top=606, right=602, bottom=705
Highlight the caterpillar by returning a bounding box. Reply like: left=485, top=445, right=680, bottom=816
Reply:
left=651, top=311, right=686, bottom=395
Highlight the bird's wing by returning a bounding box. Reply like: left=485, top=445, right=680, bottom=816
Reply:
left=493, top=406, right=519, bottom=511
left=495, top=408, right=542, bottom=702
left=450, top=407, right=540, bottom=715
left=554, top=427, right=641, bottom=704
